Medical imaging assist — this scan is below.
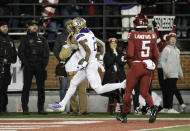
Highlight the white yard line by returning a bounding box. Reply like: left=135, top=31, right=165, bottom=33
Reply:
left=134, top=124, right=190, bottom=131
left=0, top=129, right=17, bottom=131
left=0, top=127, right=39, bottom=129
left=0, top=125, right=64, bottom=128
left=0, top=118, right=190, bottom=120
left=0, top=121, right=103, bottom=125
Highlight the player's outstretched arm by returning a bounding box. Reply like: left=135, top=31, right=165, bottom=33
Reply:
left=79, top=39, right=91, bottom=62
left=96, top=40, right=105, bottom=63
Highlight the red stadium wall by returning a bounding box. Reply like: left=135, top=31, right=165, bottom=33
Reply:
left=31, top=54, right=190, bottom=89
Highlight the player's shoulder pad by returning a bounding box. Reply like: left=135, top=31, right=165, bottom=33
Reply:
left=76, top=33, right=88, bottom=43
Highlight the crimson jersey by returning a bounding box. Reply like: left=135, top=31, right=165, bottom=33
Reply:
left=125, top=31, right=159, bottom=67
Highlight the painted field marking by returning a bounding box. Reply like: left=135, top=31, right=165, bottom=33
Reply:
left=1, top=118, right=190, bottom=120
left=134, top=124, right=190, bottom=131
left=0, top=129, right=17, bottom=131
left=0, top=125, right=64, bottom=128
left=0, top=120, right=103, bottom=131
left=0, top=124, right=65, bottom=131
left=0, top=127, right=39, bottom=129
left=0, top=121, right=103, bottom=125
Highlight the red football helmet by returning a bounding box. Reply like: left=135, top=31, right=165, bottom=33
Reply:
left=133, top=13, right=148, bottom=28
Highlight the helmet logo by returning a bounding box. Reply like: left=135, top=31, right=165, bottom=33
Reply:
left=76, top=21, right=82, bottom=26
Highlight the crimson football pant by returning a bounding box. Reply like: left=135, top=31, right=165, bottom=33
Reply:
left=123, top=62, right=154, bottom=113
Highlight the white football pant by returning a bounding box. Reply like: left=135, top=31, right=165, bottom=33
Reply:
left=59, top=61, right=124, bottom=106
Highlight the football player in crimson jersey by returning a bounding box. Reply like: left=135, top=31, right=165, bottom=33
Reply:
left=117, top=13, right=159, bottom=123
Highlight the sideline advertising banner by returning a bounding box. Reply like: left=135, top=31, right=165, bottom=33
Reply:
left=153, top=16, right=175, bottom=31
left=8, top=57, right=23, bottom=91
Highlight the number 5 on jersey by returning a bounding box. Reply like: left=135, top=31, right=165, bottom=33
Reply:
left=141, top=40, right=150, bottom=57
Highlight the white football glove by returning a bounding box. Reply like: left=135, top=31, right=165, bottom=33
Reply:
left=98, top=55, right=104, bottom=65
left=121, top=56, right=127, bottom=62
left=77, top=60, right=88, bottom=70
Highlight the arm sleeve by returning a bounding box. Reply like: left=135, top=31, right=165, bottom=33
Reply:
left=18, top=38, right=29, bottom=66
left=160, top=47, right=169, bottom=74
left=8, top=40, right=17, bottom=64
left=178, top=50, right=183, bottom=77
left=152, top=41, right=159, bottom=67
left=53, top=36, right=63, bottom=61
left=179, top=62, right=183, bottom=77
left=43, top=38, right=50, bottom=68
left=126, top=33, right=134, bottom=59
left=59, top=46, right=72, bottom=61
left=96, top=37, right=105, bottom=56
left=0, top=43, right=3, bottom=63
left=171, top=25, right=176, bottom=33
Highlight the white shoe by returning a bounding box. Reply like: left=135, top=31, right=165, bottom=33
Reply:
left=168, top=109, right=180, bottom=114
left=146, top=107, right=151, bottom=115
left=49, top=103, right=65, bottom=112
left=159, top=108, right=168, bottom=113
left=180, top=104, right=186, bottom=112
left=46, top=108, right=54, bottom=112
left=122, top=80, right=126, bottom=89
left=134, top=107, right=142, bottom=115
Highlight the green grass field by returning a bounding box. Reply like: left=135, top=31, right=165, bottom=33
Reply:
left=1, top=112, right=190, bottom=118
left=147, top=125, right=190, bottom=131
left=0, top=113, right=190, bottom=131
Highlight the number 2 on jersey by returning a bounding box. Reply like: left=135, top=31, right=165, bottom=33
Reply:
left=92, top=37, right=97, bottom=51
left=141, top=40, right=150, bottom=57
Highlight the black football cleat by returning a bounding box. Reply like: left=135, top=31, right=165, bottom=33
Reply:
left=149, top=105, right=158, bottom=123
left=116, top=113, right=127, bottom=123
left=116, top=113, right=122, bottom=121
left=121, top=116, right=127, bottom=123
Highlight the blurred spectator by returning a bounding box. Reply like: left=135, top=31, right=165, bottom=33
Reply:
left=102, top=38, right=126, bottom=115
left=19, top=0, right=38, bottom=26
left=156, top=0, right=172, bottom=14
left=104, top=0, right=120, bottom=27
left=0, top=21, right=17, bottom=115
left=59, top=34, right=88, bottom=115
left=40, top=0, right=59, bottom=28
left=175, top=0, right=190, bottom=38
left=104, top=0, right=120, bottom=38
left=8, top=0, right=20, bottom=29
left=80, top=0, right=103, bottom=39
left=18, top=20, right=49, bottom=115
left=0, top=0, right=10, bottom=16
left=60, top=0, right=79, bottom=25
left=154, top=24, right=186, bottom=113
left=140, top=0, right=157, bottom=15
left=121, top=0, right=141, bottom=41
left=46, top=7, right=61, bottom=41
left=160, top=32, right=184, bottom=114
left=53, top=20, right=72, bottom=105
left=39, top=0, right=60, bottom=50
